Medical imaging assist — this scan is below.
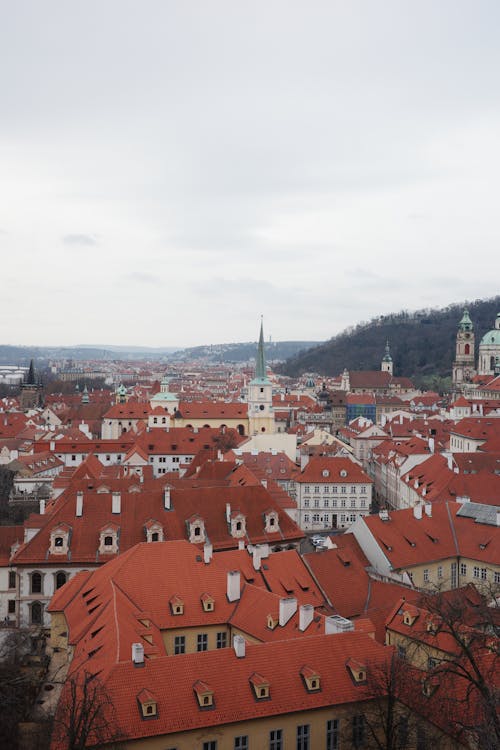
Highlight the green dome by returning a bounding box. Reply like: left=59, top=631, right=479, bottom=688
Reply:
left=480, top=330, right=500, bottom=346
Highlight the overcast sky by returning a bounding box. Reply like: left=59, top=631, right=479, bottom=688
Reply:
left=1, top=1, right=499, bottom=348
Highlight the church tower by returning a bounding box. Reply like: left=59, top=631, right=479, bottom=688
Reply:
left=19, top=359, right=44, bottom=410
left=452, top=309, right=475, bottom=388
left=381, top=340, right=393, bottom=375
left=248, top=319, right=275, bottom=435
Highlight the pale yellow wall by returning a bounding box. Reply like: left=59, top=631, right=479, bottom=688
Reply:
left=174, top=417, right=249, bottom=435
left=162, top=624, right=229, bottom=655
left=400, top=556, right=500, bottom=593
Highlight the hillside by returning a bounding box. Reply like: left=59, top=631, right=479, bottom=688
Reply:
left=169, top=340, right=320, bottom=364
left=280, top=296, right=500, bottom=381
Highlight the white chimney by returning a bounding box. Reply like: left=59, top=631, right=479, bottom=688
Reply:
left=233, top=634, right=246, bottom=658
left=203, top=542, right=213, bottom=564
left=226, top=502, right=231, bottom=523
left=428, top=437, right=435, bottom=454
left=496, top=510, right=500, bottom=527
left=227, top=570, right=241, bottom=602
left=39, top=498, right=45, bottom=515
left=447, top=454, right=453, bottom=470
left=164, top=486, right=171, bottom=510
left=413, top=504, right=422, bottom=520
left=132, top=642, right=144, bottom=667
left=76, top=491, right=83, bottom=517
left=425, top=503, right=432, bottom=517
left=325, top=614, right=354, bottom=634
left=238, top=539, right=245, bottom=550
left=299, top=604, right=314, bottom=632
left=279, top=596, right=298, bottom=627
left=252, top=545, right=261, bottom=571
left=112, top=492, right=121, bottom=514
left=261, top=479, right=267, bottom=489
left=49, top=440, right=55, bottom=451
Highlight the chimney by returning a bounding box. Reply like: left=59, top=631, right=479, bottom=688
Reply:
left=496, top=510, right=500, bottom=527
left=447, top=454, right=453, bottom=471
left=238, top=539, right=245, bottom=551
left=233, top=634, right=246, bottom=658
left=279, top=596, right=298, bottom=627
left=76, top=491, right=83, bottom=517
left=132, top=642, right=144, bottom=667
left=325, top=614, right=354, bottom=634
left=164, top=486, right=171, bottom=510
left=252, top=545, right=261, bottom=571
left=413, top=504, right=422, bottom=520
left=226, top=502, right=231, bottom=523
left=39, top=498, right=45, bottom=515
left=49, top=440, right=55, bottom=451
left=217, top=449, right=223, bottom=461
left=227, top=570, right=241, bottom=602
left=425, top=503, right=432, bottom=517
left=112, top=492, right=121, bottom=514
left=261, top=479, right=267, bottom=489
left=299, top=604, right=314, bottom=632
left=428, top=437, right=435, bottom=454
left=203, top=541, right=213, bottom=564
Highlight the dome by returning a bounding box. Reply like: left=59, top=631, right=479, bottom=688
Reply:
left=480, top=330, right=500, bottom=346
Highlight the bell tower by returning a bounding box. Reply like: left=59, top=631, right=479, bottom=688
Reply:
left=452, top=309, right=475, bottom=388
left=381, top=340, right=393, bottom=375
left=247, top=318, right=275, bottom=435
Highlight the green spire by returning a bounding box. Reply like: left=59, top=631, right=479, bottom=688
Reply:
left=382, top=340, right=392, bottom=362
left=459, top=309, right=473, bottom=331
left=254, top=317, right=269, bottom=382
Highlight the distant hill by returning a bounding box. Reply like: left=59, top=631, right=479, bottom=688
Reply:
left=280, top=296, right=500, bottom=381
left=169, top=341, right=320, bottom=364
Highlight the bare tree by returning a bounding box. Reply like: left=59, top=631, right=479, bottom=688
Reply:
left=415, top=586, right=500, bottom=750
left=51, top=670, right=123, bottom=750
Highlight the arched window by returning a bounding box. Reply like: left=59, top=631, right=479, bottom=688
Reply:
left=151, top=532, right=159, bottom=542
left=55, top=571, right=67, bottom=589
left=464, top=344, right=470, bottom=355
left=237, top=424, right=245, bottom=436
left=31, top=601, right=43, bottom=625
left=31, top=572, right=42, bottom=594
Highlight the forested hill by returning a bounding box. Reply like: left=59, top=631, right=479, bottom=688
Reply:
left=280, top=296, right=500, bottom=381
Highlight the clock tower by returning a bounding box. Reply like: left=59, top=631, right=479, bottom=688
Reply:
left=248, top=319, right=275, bottom=435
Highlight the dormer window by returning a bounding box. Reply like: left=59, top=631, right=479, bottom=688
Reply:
left=403, top=607, right=419, bottom=627
left=322, top=469, right=330, bottom=478
left=98, top=525, right=119, bottom=555
left=267, top=613, right=278, bottom=630
left=346, top=658, right=367, bottom=683
left=201, top=593, right=215, bottom=612
left=249, top=672, right=270, bottom=700
left=49, top=525, right=71, bottom=555
left=137, top=689, right=158, bottom=719
left=193, top=680, right=214, bottom=709
left=340, top=469, right=348, bottom=478
left=188, top=516, right=206, bottom=544
left=301, top=665, right=321, bottom=692
left=169, top=594, right=184, bottom=615
left=264, top=510, right=280, bottom=534
left=230, top=513, right=246, bottom=538
left=145, top=521, right=164, bottom=543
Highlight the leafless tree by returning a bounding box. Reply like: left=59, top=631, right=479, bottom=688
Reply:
left=51, top=670, right=123, bottom=750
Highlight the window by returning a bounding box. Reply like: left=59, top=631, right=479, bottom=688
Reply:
left=314, top=498, right=320, bottom=508
left=423, top=569, right=429, bottom=583
left=397, top=644, right=406, bottom=659
left=352, top=715, right=365, bottom=748
left=350, top=486, right=356, bottom=493
left=304, top=498, right=310, bottom=508
left=324, top=498, right=329, bottom=507
left=481, top=568, right=487, bottom=580
left=54, top=536, right=64, bottom=547
left=197, top=633, right=208, bottom=652
left=234, top=737, right=248, bottom=750
left=332, top=498, right=337, bottom=508
left=55, top=571, right=67, bottom=589
left=460, top=563, right=467, bottom=577
left=31, top=572, right=42, bottom=594
left=360, top=485, right=366, bottom=494
left=314, top=486, right=320, bottom=494
left=326, top=719, right=340, bottom=750
left=312, top=514, right=320, bottom=523
left=104, top=536, right=113, bottom=546
left=30, top=601, right=43, bottom=625
left=437, top=565, right=443, bottom=579
left=304, top=485, right=310, bottom=494
left=341, top=498, right=346, bottom=508
left=350, top=498, right=356, bottom=507
left=428, top=657, right=438, bottom=670
left=8, top=600, right=15, bottom=614
left=304, top=514, right=309, bottom=523
left=360, top=498, right=366, bottom=508
left=297, top=724, right=310, bottom=750
left=216, top=631, right=227, bottom=649
left=323, top=485, right=329, bottom=493
left=495, top=571, right=500, bottom=584
left=203, top=742, right=217, bottom=750
left=174, top=636, right=185, bottom=655
left=332, top=486, right=337, bottom=493
left=269, top=729, right=283, bottom=750
left=473, top=566, right=480, bottom=579
left=8, top=571, right=15, bottom=589
left=341, top=486, right=346, bottom=493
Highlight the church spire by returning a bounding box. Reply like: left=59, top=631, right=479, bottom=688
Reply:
left=254, top=317, right=268, bottom=382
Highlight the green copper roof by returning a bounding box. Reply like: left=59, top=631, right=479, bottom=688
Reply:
left=252, top=318, right=270, bottom=384
left=480, top=330, right=500, bottom=346
left=459, top=309, right=473, bottom=331
left=382, top=340, right=393, bottom=362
